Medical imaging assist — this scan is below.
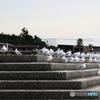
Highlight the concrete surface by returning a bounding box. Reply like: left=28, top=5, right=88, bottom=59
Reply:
left=0, top=90, right=98, bottom=99
left=0, top=55, right=100, bottom=99
left=0, top=69, right=99, bottom=80
left=0, top=62, right=99, bottom=71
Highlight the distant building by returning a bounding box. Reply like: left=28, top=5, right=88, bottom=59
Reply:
left=42, top=38, right=100, bottom=53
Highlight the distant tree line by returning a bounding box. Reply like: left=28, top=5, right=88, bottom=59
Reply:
left=0, top=27, right=58, bottom=50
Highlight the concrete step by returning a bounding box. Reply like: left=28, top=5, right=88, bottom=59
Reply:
left=0, top=75, right=100, bottom=89
left=0, top=55, right=37, bottom=62
left=85, top=59, right=99, bottom=63
left=0, top=62, right=51, bottom=71
left=0, top=80, right=82, bottom=89
left=0, top=62, right=99, bottom=71
left=0, top=69, right=99, bottom=80
left=0, top=55, right=62, bottom=63
left=85, top=84, right=100, bottom=91
left=0, top=55, right=95, bottom=63
left=0, top=89, right=99, bottom=99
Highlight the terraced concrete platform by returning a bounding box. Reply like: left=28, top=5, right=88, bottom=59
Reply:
left=0, top=69, right=99, bottom=80
left=0, top=55, right=100, bottom=99
left=0, top=62, right=99, bottom=71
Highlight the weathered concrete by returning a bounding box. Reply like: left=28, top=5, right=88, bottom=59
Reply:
left=0, top=55, right=100, bottom=99
left=0, top=55, right=37, bottom=62
left=0, top=90, right=98, bottom=99
left=0, top=55, right=99, bottom=64
left=0, top=75, right=100, bottom=89
left=0, top=62, right=99, bottom=71
left=0, top=69, right=99, bottom=80
left=50, top=63, right=99, bottom=70
left=37, top=55, right=62, bottom=63
left=0, top=80, right=81, bottom=89
left=0, top=62, right=51, bottom=71
left=0, top=55, right=62, bottom=63
left=85, top=58, right=99, bottom=63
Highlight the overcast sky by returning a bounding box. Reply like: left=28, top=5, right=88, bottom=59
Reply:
left=0, top=0, right=100, bottom=39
